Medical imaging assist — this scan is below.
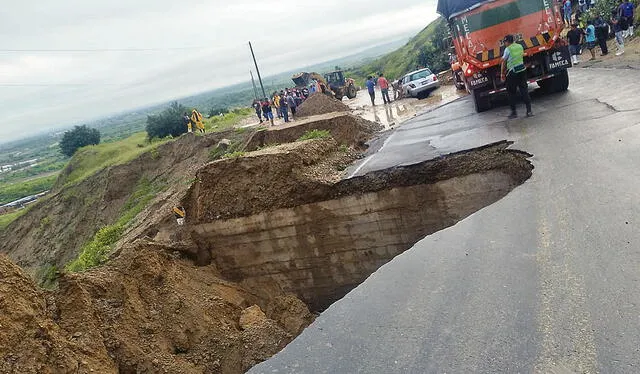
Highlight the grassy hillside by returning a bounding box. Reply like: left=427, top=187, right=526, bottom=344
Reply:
left=346, top=17, right=450, bottom=84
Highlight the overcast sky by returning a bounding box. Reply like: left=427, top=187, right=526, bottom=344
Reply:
left=0, top=0, right=439, bottom=142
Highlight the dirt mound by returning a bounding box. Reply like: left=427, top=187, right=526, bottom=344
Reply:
left=0, top=241, right=313, bottom=374
left=0, top=255, right=115, bottom=373
left=296, top=93, right=350, bottom=117
left=245, top=113, right=380, bottom=151
left=184, top=138, right=359, bottom=223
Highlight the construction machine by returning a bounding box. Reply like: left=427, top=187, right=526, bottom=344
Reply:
left=292, top=71, right=357, bottom=101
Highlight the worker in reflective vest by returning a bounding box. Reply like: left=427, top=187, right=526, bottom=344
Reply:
left=191, top=109, right=205, bottom=134
left=173, top=206, right=186, bottom=226
left=501, top=34, right=533, bottom=119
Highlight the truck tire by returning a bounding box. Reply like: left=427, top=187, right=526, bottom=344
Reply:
left=553, top=69, right=569, bottom=92
left=346, top=85, right=357, bottom=99
left=454, top=71, right=465, bottom=90
left=472, top=89, right=491, bottom=112
left=539, top=70, right=569, bottom=93
left=335, top=94, right=344, bottom=101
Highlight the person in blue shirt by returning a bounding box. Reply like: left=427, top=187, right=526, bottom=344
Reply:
left=585, top=20, right=597, bottom=60
left=563, top=0, right=572, bottom=26
left=620, top=0, right=635, bottom=38
left=365, top=76, right=376, bottom=106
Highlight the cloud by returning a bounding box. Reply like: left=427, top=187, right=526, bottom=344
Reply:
left=0, top=0, right=438, bottom=142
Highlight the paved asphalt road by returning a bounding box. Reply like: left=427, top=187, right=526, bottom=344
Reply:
left=250, top=68, right=640, bottom=373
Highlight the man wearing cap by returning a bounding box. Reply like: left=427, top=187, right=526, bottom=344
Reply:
left=500, top=35, right=533, bottom=119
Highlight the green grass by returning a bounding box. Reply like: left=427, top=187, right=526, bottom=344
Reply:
left=0, top=209, right=28, bottom=231
left=65, top=177, right=165, bottom=272
left=222, top=151, right=246, bottom=159
left=206, top=108, right=253, bottom=132
left=58, top=132, right=171, bottom=187
left=0, top=174, right=57, bottom=205
left=298, top=129, right=331, bottom=141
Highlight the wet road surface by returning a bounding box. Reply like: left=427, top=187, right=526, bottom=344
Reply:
left=250, top=68, right=640, bottom=373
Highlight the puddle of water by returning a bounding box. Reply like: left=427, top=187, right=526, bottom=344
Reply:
left=344, top=85, right=468, bottom=130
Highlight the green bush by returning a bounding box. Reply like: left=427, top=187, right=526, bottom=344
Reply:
left=298, top=129, right=331, bottom=141
left=146, top=102, right=189, bottom=139
left=60, top=125, right=101, bottom=157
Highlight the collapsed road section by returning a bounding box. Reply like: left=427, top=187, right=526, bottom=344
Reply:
left=0, top=102, right=533, bottom=373
left=170, top=139, right=533, bottom=311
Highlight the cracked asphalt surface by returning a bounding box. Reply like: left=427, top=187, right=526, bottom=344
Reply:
left=250, top=68, right=640, bottom=373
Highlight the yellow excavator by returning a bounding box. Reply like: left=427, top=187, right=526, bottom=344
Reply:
left=292, top=71, right=357, bottom=101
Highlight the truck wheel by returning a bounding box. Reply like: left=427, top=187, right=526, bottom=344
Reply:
left=454, top=71, right=465, bottom=90
left=553, top=69, right=569, bottom=92
left=472, top=89, right=491, bottom=112
left=335, top=94, right=344, bottom=101
left=539, top=70, right=569, bottom=93
left=346, top=85, right=357, bottom=99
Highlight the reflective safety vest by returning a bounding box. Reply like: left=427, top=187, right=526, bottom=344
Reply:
left=506, top=43, right=525, bottom=72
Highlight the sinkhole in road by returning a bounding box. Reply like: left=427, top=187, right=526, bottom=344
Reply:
left=184, top=140, right=534, bottom=312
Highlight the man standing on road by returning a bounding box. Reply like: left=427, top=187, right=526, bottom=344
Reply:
left=501, top=34, right=533, bottom=119
left=280, top=93, right=290, bottom=123
left=567, top=23, right=584, bottom=64
left=621, top=0, right=635, bottom=38
left=585, top=20, right=597, bottom=60
left=261, top=98, right=275, bottom=126
left=286, top=93, right=297, bottom=118
left=366, top=76, right=376, bottom=106
left=595, top=15, right=610, bottom=56
left=377, top=73, right=391, bottom=104
left=612, top=10, right=626, bottom=55
left=252, top=100, right=263, bottom=124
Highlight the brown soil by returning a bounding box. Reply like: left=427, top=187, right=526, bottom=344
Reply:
left=185, top=140, right=532, bottom=224
left=245, top=112, right=380, bottom=151
left=0, top=241, right=314, bottom=374
left=295, top=93, right=351, bottom=117
left=184, top=138, right=359, bottom=223
left=0, top=130, right=249, bottom=278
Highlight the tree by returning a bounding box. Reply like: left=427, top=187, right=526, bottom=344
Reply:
left=145, top=102, right=189, bottom=139
left=59, top=125, right=101, bottom=157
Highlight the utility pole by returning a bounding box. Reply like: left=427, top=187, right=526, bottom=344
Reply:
left=250, top=70, right=259, bottom=100
left=248, top=41, right=267, bottom=99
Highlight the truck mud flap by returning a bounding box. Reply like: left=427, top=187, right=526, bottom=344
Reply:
left=545, top=46, right=572, bottom=73
left=467, top=71, right=491, bottom=91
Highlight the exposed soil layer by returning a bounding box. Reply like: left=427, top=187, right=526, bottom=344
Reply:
left=183, top=140, right=533, bottom=310
left=295, top=93, right=351, bottom=118
left=0, top=132, right=248, bottom=278
left=186, top=140, right=532, bottom=224
left=245, top=112, right=379, bottom=151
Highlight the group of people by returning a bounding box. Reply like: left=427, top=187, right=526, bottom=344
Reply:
left=562, top=0, right=635, bottom=61
left=251, top=88, right=310, bottom=126
left=365, top=73, right=393, bottom=106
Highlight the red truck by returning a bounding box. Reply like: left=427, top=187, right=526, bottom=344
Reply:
left=438, top=0, right=572, bottom=112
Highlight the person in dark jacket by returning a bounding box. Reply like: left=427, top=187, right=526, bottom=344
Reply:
left=594, top=16, right=609, bottom=56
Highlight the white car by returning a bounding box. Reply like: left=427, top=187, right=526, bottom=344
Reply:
left=402, top=68, right=440, bottom=98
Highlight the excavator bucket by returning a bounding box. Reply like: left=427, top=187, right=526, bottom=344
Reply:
left=292, top=72, right=311, bottom=88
